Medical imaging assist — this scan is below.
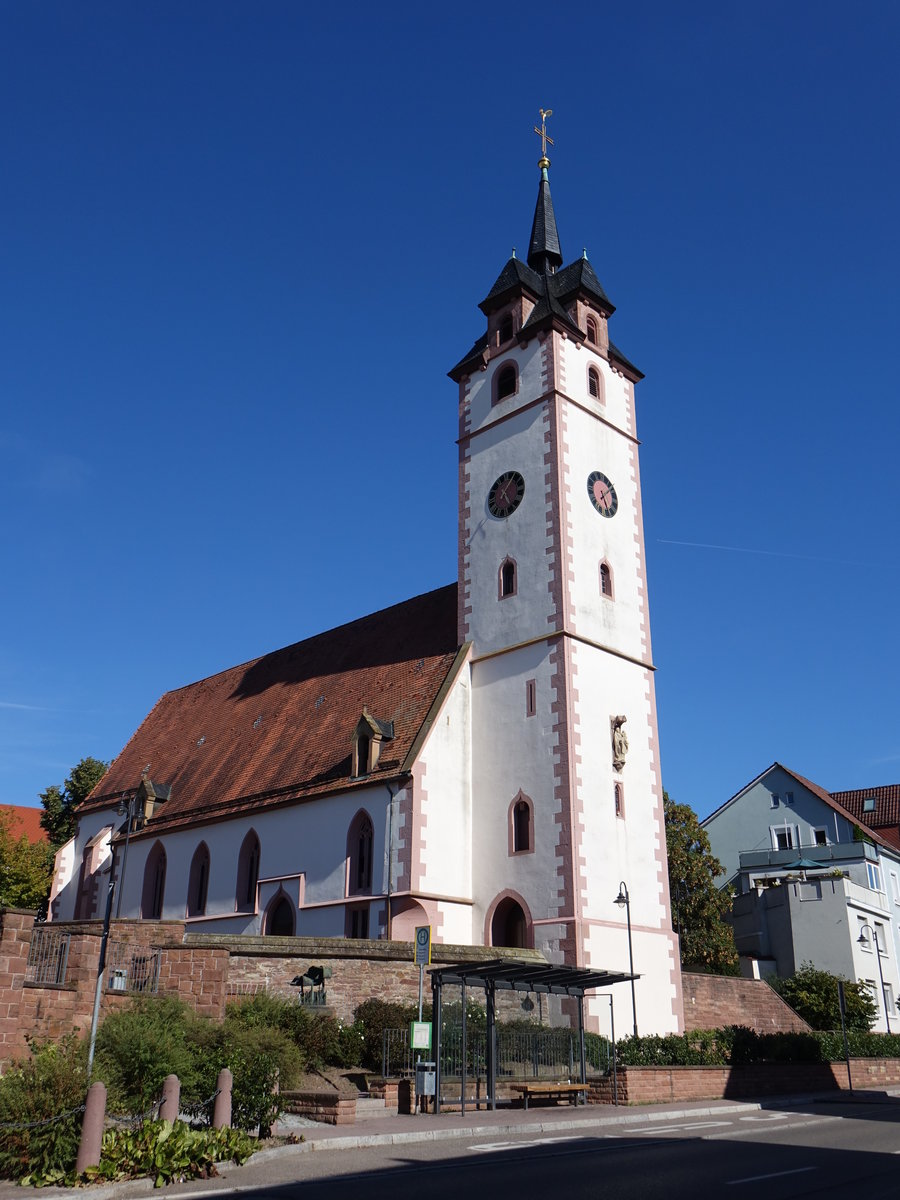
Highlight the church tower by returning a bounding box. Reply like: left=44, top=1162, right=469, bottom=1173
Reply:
left=450, top=119, right=682, bottom=1034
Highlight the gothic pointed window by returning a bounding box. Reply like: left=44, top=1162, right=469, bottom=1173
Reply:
left=347, top=810, right=374, bottom=895
left=141, top=841, right=167, bottom=920
left=187, top=843, right=210, bottom=918
left=495, top=362, right=517, bottom=403
left=509, top=791, right=534, bottom=855
left=236, top=831, right=260, bottom=912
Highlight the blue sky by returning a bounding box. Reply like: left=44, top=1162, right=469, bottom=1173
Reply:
left=3, top=2, right=899, bottom=820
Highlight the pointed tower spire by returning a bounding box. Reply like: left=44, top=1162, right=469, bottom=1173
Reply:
left=528, top=109, right=562, bottom=275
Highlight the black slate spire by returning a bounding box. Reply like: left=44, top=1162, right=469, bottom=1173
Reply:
left=527, top=165, right=563, bottom=275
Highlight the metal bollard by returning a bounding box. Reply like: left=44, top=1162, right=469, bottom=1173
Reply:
left=75, top=1081, right=107, bottom=1175
left=212, top=1067, right=232, bottom=1129
left=159, top=1073, right=180, bottom=1123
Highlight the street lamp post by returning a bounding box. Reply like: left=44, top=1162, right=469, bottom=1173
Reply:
left=614, top=880, right=638, bottom=1038
left=858, top=923, right=892, bottom=1034
left=114, top=791, right=140, bottom=919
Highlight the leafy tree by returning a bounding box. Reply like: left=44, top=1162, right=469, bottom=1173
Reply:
left=769, top=962, right=877, bottom=1032
left=664, top=791, right=739, bottom=975
left=0, top=813, right=55, bottom=910
left=39, top=756, right=107, bottom=848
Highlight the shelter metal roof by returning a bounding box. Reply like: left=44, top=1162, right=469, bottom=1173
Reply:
left=429, top=958, right=637, bottom=998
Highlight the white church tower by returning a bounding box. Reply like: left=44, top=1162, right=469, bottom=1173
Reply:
left=450, top=119, right=682, bottom=1034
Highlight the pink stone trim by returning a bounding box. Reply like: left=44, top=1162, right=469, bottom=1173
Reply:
left=483, top=888, right=535, bottom=949
left=394, top=784, right=413, bottom=895
left=410, top=762, right=429, bottom=894
left=547, top=636, right=585, bottom=966
left=507, top=790, right=535, bottom=856
left=457, top=375, right=473, bottom=642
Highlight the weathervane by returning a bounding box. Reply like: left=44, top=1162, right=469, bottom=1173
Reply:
left=534, top=108, right=553, bottom=167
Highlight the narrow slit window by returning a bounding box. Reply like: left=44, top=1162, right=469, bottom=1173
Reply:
left=600, top=561, right=613, bottom=597
left=614, top=783, right=624, bottom=819
left=525, top=678, right=536, bottom=717
left=500, top=558, right=516, bottom=598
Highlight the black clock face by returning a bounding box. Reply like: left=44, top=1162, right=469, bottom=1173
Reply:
left=587, top=470, right=618, bottom=517
left=488, top=471, right=525, bottom=518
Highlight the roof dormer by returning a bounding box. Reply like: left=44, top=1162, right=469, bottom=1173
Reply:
left=352, top=709, right=395, bottom=778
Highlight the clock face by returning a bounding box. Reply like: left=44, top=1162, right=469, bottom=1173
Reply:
left=488, top=471, right=525, bottom=518
left=587, top=470, right=618, bottom=517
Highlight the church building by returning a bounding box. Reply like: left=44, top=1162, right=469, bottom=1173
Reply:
left=50, top=128, right=683, bottom=1035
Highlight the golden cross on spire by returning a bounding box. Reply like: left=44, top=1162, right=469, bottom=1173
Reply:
left=534, top=108, right=554, bottom=166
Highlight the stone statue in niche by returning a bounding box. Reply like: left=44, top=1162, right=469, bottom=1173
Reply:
left=611, top=715, right=628, bottom=772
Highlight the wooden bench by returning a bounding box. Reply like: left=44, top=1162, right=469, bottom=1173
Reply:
left=509, top=1082, right=588, bottom=1111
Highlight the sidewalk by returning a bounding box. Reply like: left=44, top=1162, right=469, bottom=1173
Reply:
left=8, top=1090, right=898, bottom=1200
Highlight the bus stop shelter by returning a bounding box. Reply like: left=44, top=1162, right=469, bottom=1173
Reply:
left=428, top=959, right=638, bottom=1113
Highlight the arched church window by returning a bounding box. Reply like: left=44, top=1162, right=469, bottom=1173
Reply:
left=499, top=557, right=516, bottom=598
left=588, top=366, right=601, bottom=399
left=586, top=316, right=598, bottom=344
left=141, top=841, right=167, bottom=920
left=187, top=843, right=210, bottom=918
left=600, top=561, right=613, bottom=598
left=347, top=811, right=374, bottom=895
left=495, top=362, right=517, bottom=403
left=498, top=313, right=513, bottom=344
left=236, top=831, right=260, bottom=912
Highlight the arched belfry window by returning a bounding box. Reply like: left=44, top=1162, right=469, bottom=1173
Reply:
left=499, top=557, right=517, bottom=599
left=600, top=561, right=614, bottom=598
left=586, top=316, right=598, bottom=344
left=347, top=810, right=374, bottom=895
left=187, top=842, right=210, bottom=918
left=498, top=313, right=513, bottom=344
left=495, top=362, right=517, bottom=403
left=141, top=841, right=167, bottom=920
left=588, top=366, right=602, bottom=400
left=236, top=831, right=260, bottom=912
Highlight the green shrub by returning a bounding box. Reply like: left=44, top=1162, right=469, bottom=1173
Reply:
left=225, top=994, right=345, bottom=1070
left=0, top=1034, right=87, bottom=1184
left=89, top=1119, right=254, bottom=1187
left=94, top=995, right=203, bottom=1116
left=354, top=999, right=421, bottom=1072
left=768, top=963, right=877, bottom=1031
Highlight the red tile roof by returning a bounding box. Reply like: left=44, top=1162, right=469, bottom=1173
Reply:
left=80, top=585, right=463, bottom=837
left=832, top=785, right=900, bottom=830
left=0, top=805, right=47, bottom=843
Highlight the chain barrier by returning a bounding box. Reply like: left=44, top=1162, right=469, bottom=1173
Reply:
left=107, top=1098, right=163, bottom=1127
left=180, top=1088, right=221, bottom=1125
left=0, top=1103, right=86, bottom=1132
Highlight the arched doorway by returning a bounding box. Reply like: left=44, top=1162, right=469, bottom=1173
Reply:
left=490, top=896, right=529, bottom=948
left=265, top=894, right=295, bottom=937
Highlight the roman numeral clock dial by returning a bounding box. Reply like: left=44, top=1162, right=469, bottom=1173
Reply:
left=488, top=471, right=525, bottom=518
left=587, top=470, right=618, bottom=517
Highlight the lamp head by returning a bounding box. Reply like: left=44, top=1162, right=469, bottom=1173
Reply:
left=614, top=888, right=628, bottom=908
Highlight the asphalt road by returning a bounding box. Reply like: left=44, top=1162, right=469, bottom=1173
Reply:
left=152, top=1098, right=900, bottom=1200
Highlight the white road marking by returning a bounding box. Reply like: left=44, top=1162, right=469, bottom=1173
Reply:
left=728, top=1167, right=816, bottom=1185
left=469, top=1136, right=582, bottom=1153
left=738, top=1113, right=789, bottom=1122
left=637, top=1121, right=730, bottom=1135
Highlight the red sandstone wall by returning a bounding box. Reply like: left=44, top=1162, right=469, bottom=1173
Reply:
left=681, top=972, right=810, bottom=1033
